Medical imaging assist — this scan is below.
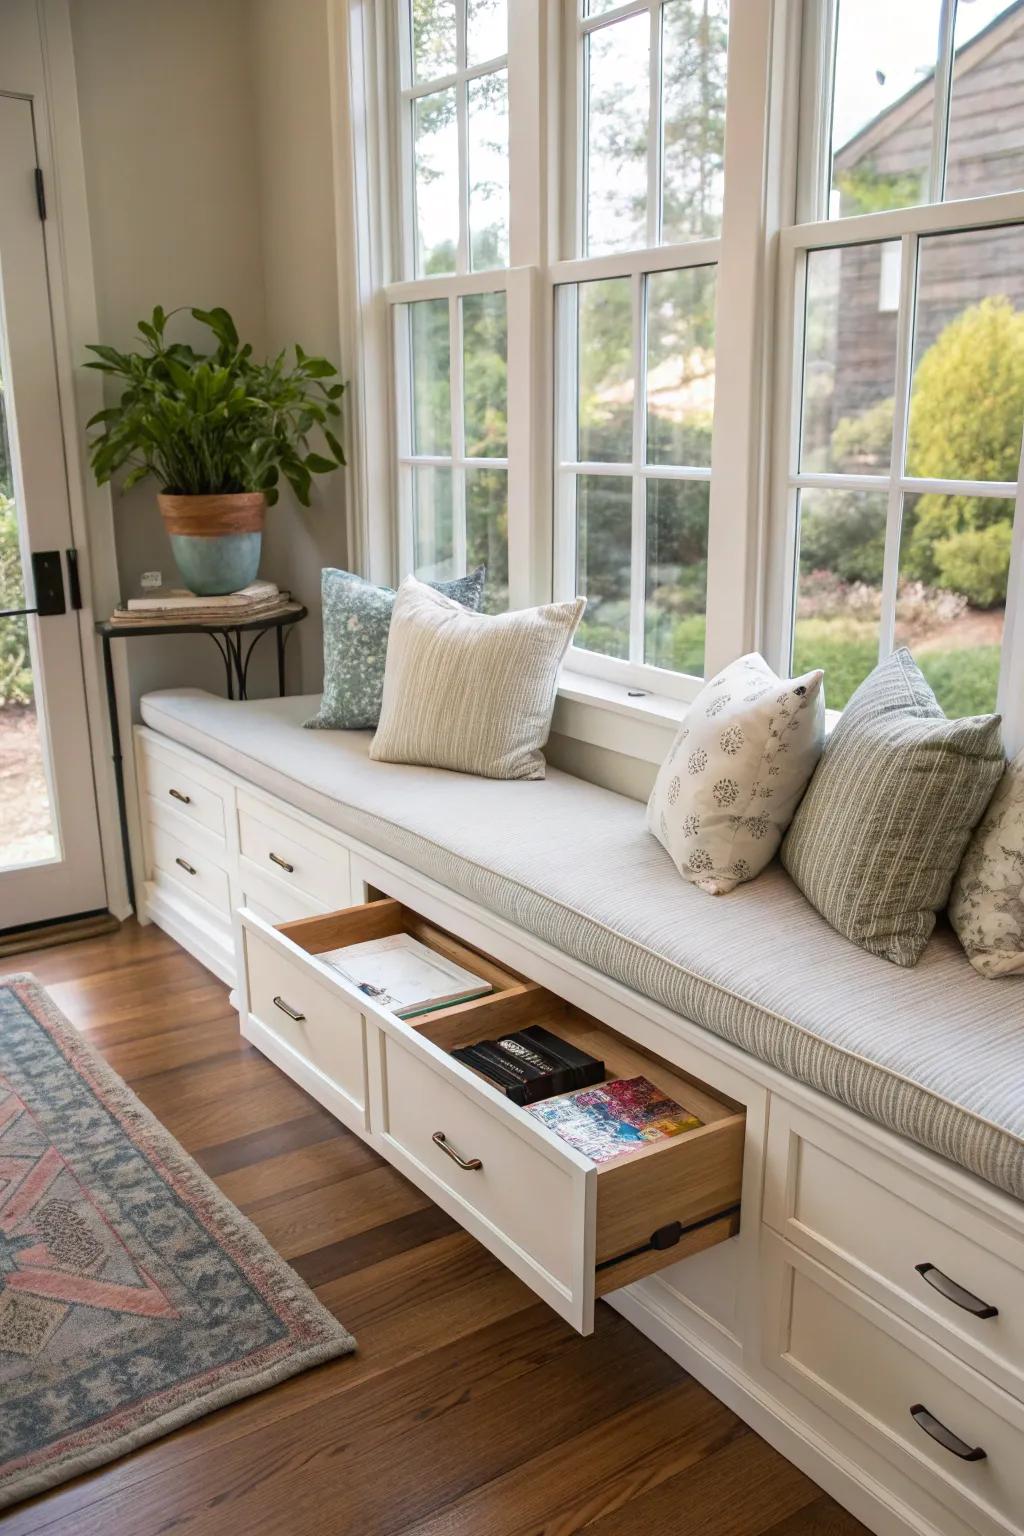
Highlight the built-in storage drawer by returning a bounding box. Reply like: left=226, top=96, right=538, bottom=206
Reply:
left=137, top=736, right=229, bottom=845
left=238, top=897, right=745, bottom=1335
left=147, top=821, right=231, bottom=917
left=238, top=793, right=352, bottom=910
left=764, top=1099, right=1024, bottom=1401
left=763, top=1234, right=1024, bottom=1536
left=244, top=926, right=366, bottom=1133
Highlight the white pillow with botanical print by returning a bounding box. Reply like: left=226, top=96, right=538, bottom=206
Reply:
left=948, top=748, right=1024, bottom=978
left=648, top=653, right=826, bottom=895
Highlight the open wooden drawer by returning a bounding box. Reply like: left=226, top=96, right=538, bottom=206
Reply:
left=238, top=898, right=745, bottom=1334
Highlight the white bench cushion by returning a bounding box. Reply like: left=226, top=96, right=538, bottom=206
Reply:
left=141, top=688, right=1024, bottom=1202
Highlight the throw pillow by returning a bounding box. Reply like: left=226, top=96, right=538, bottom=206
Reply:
left=370, top=577, right=585, bottom=780
left=948, top=748, right=1024, bottom=978
left=647, top=654, right=826, bottom=895
left=305, top=566, right=486, bottom=731
left=781, top=648, right=1004, bottom=968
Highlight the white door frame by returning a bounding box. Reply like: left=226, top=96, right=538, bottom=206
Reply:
left=1, top=0, right=135, bottom=922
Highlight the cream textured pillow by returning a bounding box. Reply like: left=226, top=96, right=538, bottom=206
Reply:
left=948, top=748, right=1024, bottom=978
left=370, top=577, right=585, bottom=780
left=648, top=654, right=826, bottom=894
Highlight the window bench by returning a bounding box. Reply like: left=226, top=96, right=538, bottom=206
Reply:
left=135, top=687, right=1024, bottom=1536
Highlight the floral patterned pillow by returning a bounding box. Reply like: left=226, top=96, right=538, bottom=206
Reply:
left=305, top=566, right=485, bottom=731
left=648, top=654, right=826, bottom=895
left=948, top=749, right=1024, bottom=978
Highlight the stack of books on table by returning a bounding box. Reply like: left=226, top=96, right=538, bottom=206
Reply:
left=108, top=581, right=293, bottom=627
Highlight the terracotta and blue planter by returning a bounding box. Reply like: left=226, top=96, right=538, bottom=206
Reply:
left=157, top=492, right=265, bottom=596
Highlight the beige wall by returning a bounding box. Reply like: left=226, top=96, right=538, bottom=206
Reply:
left=70, top=0, right=348, bottom=705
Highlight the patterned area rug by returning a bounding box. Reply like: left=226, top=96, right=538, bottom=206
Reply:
left=0, top=974, right=355, bottom=1510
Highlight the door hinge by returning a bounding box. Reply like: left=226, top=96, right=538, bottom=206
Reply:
left=66, top=547, right=82, bottom=610
left=34, top=166, right=46, bottom=221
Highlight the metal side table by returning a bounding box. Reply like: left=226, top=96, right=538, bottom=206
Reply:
left=97, top=602, right=308, bottom=911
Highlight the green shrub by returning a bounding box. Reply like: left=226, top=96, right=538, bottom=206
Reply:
left=0, top=495, right=33, bottom=705
left=793, top=616, right=878, bottom=711
left=917, top=646, right=1001, bottom=718
left=932, top=521, right=1013, bottom=609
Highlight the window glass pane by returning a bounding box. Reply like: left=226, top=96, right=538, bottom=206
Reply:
left=467, top=467, right=509, bottom=612
left=468, top=70, right=509, bottom=270
left=585, top=12, right=650, bottom=256
left=946, top=2, right=1024, bottom=202
left=574, top=474, right=632, bottom=659
left=412, top=0, right=457, bottom=83
left=413, top=465, right=455, bottom=581
left=467, top=0, right=506, bottom=65
left=414, top=88, right=458, bottom=275
left=645, top=479, right=708, bottom=675
left=800, top=243, right=899, bottom=474
left=829, top=0, right=939, bottom=218
left=794, top=488, right=888, bottom=710
left=907, top=225, right=1024, bottom=486
left=577, top=277, right=633, bottom=463
left=409, top=299, right=451, bottom=455
left=896, top=490, right=1011, bottom=717
left=585, top=0, right=621, bottom=15
left=462, top=291, right=507, bottom=458
left=646, top=266, right=716, bottom=467
left=661, top=0, right=729, bottom=243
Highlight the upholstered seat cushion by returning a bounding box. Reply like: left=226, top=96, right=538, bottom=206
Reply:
left=141, top=688, right=1024, bottom=1201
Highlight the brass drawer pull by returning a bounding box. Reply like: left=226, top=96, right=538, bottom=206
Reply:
left=432, top=1131, right=482, bottom=1171
left=175, top=857, right=197, bottom=875
left=273, top=995, right=306, bottom=1023
left=909, top=1404, right=986, bottom=1462
left=269, top=851, right=295, bottom=874
left=915, top=1263, right=998, bottom=1320
left=168, top=787, right=192, bottom=805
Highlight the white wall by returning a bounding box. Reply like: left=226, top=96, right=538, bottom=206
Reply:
left=69, top=0, right=350, bottom=706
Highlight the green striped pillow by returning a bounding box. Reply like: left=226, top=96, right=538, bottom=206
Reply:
left=781, top=649, right=1004, bottom=967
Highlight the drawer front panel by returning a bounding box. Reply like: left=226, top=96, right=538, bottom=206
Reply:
left=141, top=749, right=227, bottom=840
left=238, top=804, right=351, bottom=908
left=765, top=1102, right=1024, bottom=1396
left=238, top=866, right=327, bottom=928
left=246, top=929, right=365, bottom=1117
left=771, top=1251, right=1024, bottom=1536
left=381, top=1030, right=578, bottom=1292
left=148, top=823, right=230, bottom=915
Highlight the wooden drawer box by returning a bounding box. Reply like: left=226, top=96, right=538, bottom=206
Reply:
left=238, top=897, right=745, bottom=1334
left=764, top=1099, right=1024, bottom=1401
left=764, top=1234, right=1024, bottom=1536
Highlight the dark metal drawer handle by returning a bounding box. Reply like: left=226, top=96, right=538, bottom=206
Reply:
left=909, top=1404, right=986, bottom=1462
left=175, top=857, right=196, bottom=875
left=273, top=995, right=306, bottom=1023
left=915, top=1264, right=998, bottom=1320
left=168, top=787, right=192, bottom=805
left=432, top=1131, right=482, bottom=1172
left=269, top=851, right=295, bottom=874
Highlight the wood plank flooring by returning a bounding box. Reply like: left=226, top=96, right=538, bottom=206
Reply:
left=2, top=920, right=870, bottom=1536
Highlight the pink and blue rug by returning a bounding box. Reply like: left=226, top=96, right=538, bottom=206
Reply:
left=0, top=974, right=354, bottom=1510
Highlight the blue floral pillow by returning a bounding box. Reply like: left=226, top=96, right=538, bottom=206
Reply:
left=304, top=566, right=486, bottom=731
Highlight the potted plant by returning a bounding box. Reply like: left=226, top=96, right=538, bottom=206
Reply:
left=85, top=306, right=345, bottom=595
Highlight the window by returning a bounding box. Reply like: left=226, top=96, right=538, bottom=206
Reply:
left=774, top=0, right=1024, bottom=737
left=348, top=0, right=1023, bottom=753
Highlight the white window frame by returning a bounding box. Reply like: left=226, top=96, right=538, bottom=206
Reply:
left=767, top=0, right=1024, bottom=754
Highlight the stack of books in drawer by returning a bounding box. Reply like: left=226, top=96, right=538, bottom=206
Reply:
left=452, top=1026, right=605, bottom=1106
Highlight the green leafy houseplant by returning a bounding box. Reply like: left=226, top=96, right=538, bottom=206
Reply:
left=85, top=306, right=346, bottom=594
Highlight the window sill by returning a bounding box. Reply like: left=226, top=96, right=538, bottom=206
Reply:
left=552, top=669, right=684, bottom=765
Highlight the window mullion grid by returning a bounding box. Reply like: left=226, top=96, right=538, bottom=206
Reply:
left=629, top=269, right=647, bottom=667
left=645, top=0, right=662, bottom=248
left=450, top=294, right=468, bottom=576
left=392, top=301, right=415, bottom=577
left=456, top=0, right=470, bottom=275
left=929, top=0, right=956, bottom=203
left=877, top=232, right=919, bottom=661
left=553, top=284, right=580, bottom=605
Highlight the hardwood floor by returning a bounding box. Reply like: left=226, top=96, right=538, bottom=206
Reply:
left=2, top=920, right=869, bottom=1536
